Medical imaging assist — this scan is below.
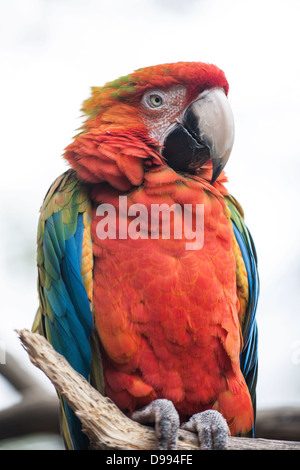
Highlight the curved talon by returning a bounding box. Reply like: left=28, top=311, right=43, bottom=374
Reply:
left=181, top=410, right=230, bottom=450
left=131, top=399, right=180, bottom=450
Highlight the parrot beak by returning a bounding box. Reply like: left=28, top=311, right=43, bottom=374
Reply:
left=162, top=88, right=235, bottom=184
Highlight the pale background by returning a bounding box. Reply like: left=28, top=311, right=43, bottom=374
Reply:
left=1, top=0, right=300, bottom=449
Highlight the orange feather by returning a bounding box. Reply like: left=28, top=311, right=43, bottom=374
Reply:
left=90, top=167, right=253, bottom=433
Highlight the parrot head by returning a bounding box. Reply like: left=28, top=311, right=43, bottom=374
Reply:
left=65, top=62, right=234, bottom=187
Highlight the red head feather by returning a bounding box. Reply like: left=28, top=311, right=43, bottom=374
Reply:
left=65, top=62, right=229, bottom=189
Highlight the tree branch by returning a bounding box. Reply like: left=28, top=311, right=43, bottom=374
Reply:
left=16, top=329, right=300, bottom=451
left=0, top=347, right=60, bottom=440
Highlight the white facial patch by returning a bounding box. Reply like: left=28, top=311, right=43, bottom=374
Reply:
left=140, top=85, right=187, bottom=146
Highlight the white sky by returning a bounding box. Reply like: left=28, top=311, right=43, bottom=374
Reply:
left=1, top=0, right=300, bottom=418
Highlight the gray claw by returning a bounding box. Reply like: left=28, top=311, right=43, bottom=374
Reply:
left=131, top=399, right=180, bottom=450
left=181, top=409, right=230, bottom=450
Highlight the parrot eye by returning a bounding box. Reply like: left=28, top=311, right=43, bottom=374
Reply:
left=143, top=91, right=165, bottom=109
left=149, top=94, right=163, bottom=107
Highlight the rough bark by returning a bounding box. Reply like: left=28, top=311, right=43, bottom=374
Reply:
left=13, top=329, right=300, bottom=450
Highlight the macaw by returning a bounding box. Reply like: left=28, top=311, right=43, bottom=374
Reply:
left=32, top=62, right=259, bottom=450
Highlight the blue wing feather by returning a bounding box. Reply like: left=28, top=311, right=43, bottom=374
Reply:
left=34, top=172, right=94, bottom=449
left=43, top=214, right=92, bottom=449
left=43, top=213, right=93, bottom=373
left=226, top=195, right=259, bottom=437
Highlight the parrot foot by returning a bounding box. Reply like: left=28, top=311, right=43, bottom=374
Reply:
left=131, top=399, right=180, bottom=450
left=181, top=410, right=230, bottom=450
